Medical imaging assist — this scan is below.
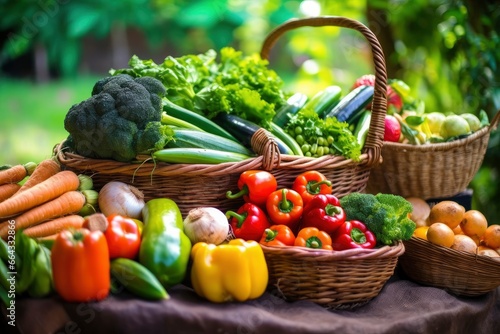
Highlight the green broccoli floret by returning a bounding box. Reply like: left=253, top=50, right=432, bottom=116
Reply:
left=340, top=192, right=416, bottom=246
left=64, top=74, right=169, bottom=162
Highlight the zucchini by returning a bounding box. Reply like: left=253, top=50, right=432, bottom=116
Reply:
left=153, top=148, right=252, bottom=164
left=324, top=85, right=374, bottom=124
left=161, top=113, right=204, bottom=131
left=110, top=258, right=169, bottom=300
left=166, top=128, right=255, bottom=156
left=302, top=85, right=342, bottom=118
left=273, top=92, right=308, bottom=127
left=163, top=99, right=237, bottom=141
left=353, top=110, right=372, bottom=149
left=214, top=114, right=295, bottom=155
left=269, top=122, right=303, bottom=156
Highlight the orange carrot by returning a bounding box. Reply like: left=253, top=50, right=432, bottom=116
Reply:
left=0, top=190, right=86, bottom=238
left=23, top=214, right=85, bottom=238
left=16, top=158, right=61, bottom=194
left=0, top=162, right=37, bottom=186
left=0, top=184, right=21, bottom=202
left=0, top=170, right=80, bottom=219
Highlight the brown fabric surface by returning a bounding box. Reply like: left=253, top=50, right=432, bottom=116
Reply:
left=3, top=268, right=499, bottom=334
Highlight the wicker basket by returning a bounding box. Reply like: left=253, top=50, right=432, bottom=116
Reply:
left=399, top=237, right=500, bottom=296
left=366, top=110, right=500, bottom=199
left=261, top=242, right=405, bottom=309
left=54, top=16, right=388, bottom=218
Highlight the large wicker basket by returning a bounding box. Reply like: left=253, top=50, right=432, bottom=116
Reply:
left=261, top=242, right=405, bottom=309
left=367, top=110, right=500, bottom=199
left=54, top=16, right=388, bottom=218
left=399, top=237, right=500, bottom=296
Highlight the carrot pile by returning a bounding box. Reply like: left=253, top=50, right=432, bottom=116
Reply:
left=0, top=158, right=93, bottom=239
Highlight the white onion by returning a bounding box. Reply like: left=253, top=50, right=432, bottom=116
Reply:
left=98, top=181, right=145, bottom=219
left=183, top=207, right=229, bottom=245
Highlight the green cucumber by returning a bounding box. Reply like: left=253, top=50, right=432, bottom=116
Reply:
left=214, top=114, right=295, bottom=155
left=324, top=85, right=374, bottom=124
left=273, top=92, right=308, bottom=127
left=163, top=99, right=237, bottom=141
left=167, top=128, right=255, bottom=156
left=353, top=110, right=372, bottom=149
left=153, top=148, right=252, bottom=164
left=111, top=258, right=169, bottom=300
left=302, top=85, right=342, bottom=118
left=269, top=122, right=303, bottom=156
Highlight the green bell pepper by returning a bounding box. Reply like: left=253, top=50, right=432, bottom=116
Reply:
left=139, top=198, right=192, bottom=288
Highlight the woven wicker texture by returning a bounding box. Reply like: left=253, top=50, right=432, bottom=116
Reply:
left=261, top=242, right=405, bottom=309
left=54, top=15, right=388, bottom=218
left=367, top=110, right=500, bottom=199
left=399, top=237, right=500, bottom=296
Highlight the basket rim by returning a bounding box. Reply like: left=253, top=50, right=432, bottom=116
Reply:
left=53, top=139, right=373, bottom=177
left=260, top=241, right=405, bottom=260
left=403, top=236, right=500, bottom=267
left=382, top=109, right=500, bottom=152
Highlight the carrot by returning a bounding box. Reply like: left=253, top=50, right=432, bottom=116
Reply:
left=0, top=170, right=80, bottom=219
left=0, top=184, right=21, bottom=202
left=23, top=214, right=85, bottom=238
left=0, top=190, right=86, bottom=238
left=0, top=162, right=37, bottom=186
left=16, top=158, right=61, bottom=195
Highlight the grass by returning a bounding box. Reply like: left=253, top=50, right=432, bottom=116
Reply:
left=0, top=76, right=100, bottom=166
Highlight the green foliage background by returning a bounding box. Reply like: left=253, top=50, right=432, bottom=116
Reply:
left=1, top=0, right=498, bottom=222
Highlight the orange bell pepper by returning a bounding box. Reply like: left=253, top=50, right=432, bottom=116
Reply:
left=294, top=227, right=333, bottom=250
left=266, top=188, right=303, bottom=232
left=259, top=224, right=296, bottom=247
left=51, top=228, right=110, bottom=302
left=292, top=171, right=333, bottom=206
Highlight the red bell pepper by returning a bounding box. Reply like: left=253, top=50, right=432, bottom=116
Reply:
left=292, top=171, right=333, bottom=206
left=259, top=224, right=296, bottom=247
left=51, top=228, right=110, bottom=302
left=300, top=194, right=346, bottom=235
left=266, top=188, right=304, bottom=232
left=331, top=220, right=376, bottom=251
left=104, top=214, right=142, bottom=259
left=294, top=227, right=333, bottom=250
left=226, top=170, right=277, bottom=208
left=226, top=203, right=271, bottom=241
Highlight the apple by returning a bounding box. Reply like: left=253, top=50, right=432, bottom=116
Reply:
left=384, top=115, right=401, bottom=142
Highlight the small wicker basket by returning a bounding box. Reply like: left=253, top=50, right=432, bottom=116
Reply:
left=367, top=110, right=500, bottom=199
left=399, top=237, right=500, bottom=296
left=54, top=16, right=388, bottom=218
left=261, top=243, right=405, bottom=309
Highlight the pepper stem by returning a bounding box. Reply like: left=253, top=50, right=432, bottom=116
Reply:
left=351, top=228, right=367, bottom=244
left=225, top=185, right=249, bottom=200
left=278, top=189, right=292, bottom=213
left=225, top=211, right=248, bottom=228
left=264, top=228, right=278, bottom=242
left=307, top=180, right=332, bottom=194
left=325, top=204, right=342, bottom=217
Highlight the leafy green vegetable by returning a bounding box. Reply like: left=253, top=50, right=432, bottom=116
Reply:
left=110, top=47, right=289, bottom=128
left=340, top=192, right=416, bottom=246
left=284, top=108, right=362, bottom=160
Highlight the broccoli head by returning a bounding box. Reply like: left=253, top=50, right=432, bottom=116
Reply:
left=340, top=192, right=416, bottom=246
left=64, top=74, right=169, bottom=162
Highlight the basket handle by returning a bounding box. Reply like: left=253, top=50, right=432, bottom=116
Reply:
left=260, top=16, right=387, bottom=166
left=490, top=109, right=500, bottom=132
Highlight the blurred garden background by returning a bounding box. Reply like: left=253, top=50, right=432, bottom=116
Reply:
left=1, top=0, right=499, bottom=222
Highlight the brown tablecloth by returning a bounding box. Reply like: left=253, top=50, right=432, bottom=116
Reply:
left=3, top=268, right=499, bottom=334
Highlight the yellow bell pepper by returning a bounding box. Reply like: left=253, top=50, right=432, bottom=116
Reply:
left=190, top=238, right=268, bottom=303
